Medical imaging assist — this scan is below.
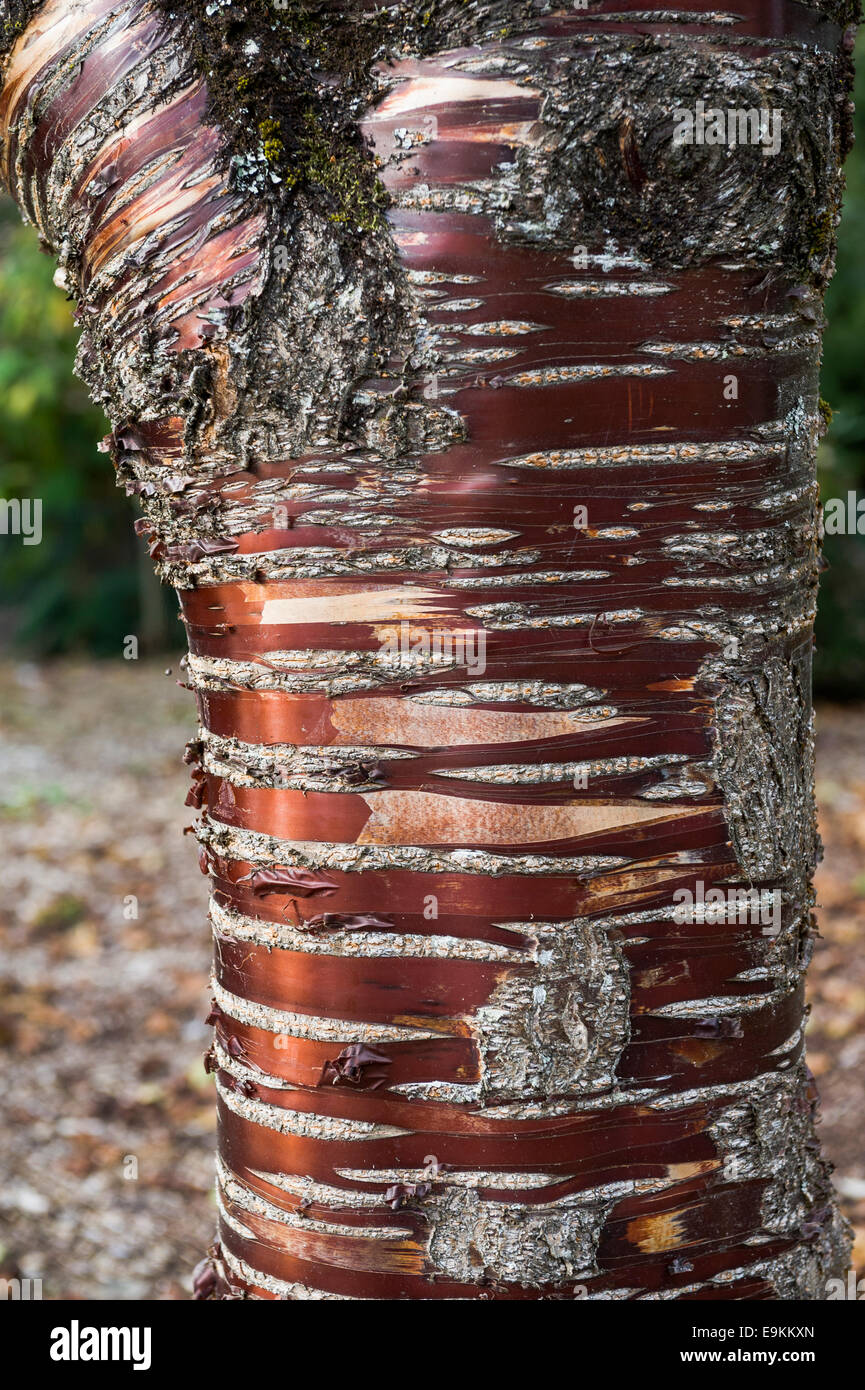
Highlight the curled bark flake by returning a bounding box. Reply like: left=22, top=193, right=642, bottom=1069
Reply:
left=320, top=1044, right=393, bottom=1090
left=385, top=1181, right=432, bottom=1211
left=240, top=868, right=340, bottom=899
left=302, top=912, right=395, bottom=933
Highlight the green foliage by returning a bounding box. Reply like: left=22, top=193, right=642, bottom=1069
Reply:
left=0, top=201, right=147, bottom=654
left=815, top=31, right=865, bottom=695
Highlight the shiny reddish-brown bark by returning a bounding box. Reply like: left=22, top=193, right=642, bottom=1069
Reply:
left=0, top=0, right=853, bottom=1299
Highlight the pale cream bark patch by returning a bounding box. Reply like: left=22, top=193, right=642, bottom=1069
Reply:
left=330, top=697, right=644, bottom=746
left=356, top=790, right=705, bottom=846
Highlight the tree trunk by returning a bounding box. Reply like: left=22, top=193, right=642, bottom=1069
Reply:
left=0, top=0, right=855, bottom=1300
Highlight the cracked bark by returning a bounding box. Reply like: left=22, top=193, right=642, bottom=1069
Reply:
left=0, top=0, right=856, bottom=1299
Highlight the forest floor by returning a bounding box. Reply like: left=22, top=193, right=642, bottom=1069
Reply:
left=0, top=660, right=863, bottom=1300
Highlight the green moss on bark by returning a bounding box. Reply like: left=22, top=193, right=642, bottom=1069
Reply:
left=152, top=1, right=539, bottom=241
left=0, top=0, right=42, bottom=55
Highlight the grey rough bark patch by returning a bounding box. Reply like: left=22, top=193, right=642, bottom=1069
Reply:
left=483, top=38, right=849, bottom=280
left=476, top=921, right=631, bottom=1102
left=427, top=1184, right=611, bottom=1287
left=709, top=1067, right=847, bottom=1239
left=199, top=817, right=627, bottom=878
left=711, top=651, right=817, bottom=881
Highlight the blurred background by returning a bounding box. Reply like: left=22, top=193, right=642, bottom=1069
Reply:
left=1, top=48, right=864, bottom=1299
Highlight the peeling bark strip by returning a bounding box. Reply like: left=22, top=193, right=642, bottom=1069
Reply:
left=0, top=0, right=855, bottom=1299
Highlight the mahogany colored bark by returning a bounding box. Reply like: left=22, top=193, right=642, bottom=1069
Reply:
left=0, top=0, right=855, bottom=1299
